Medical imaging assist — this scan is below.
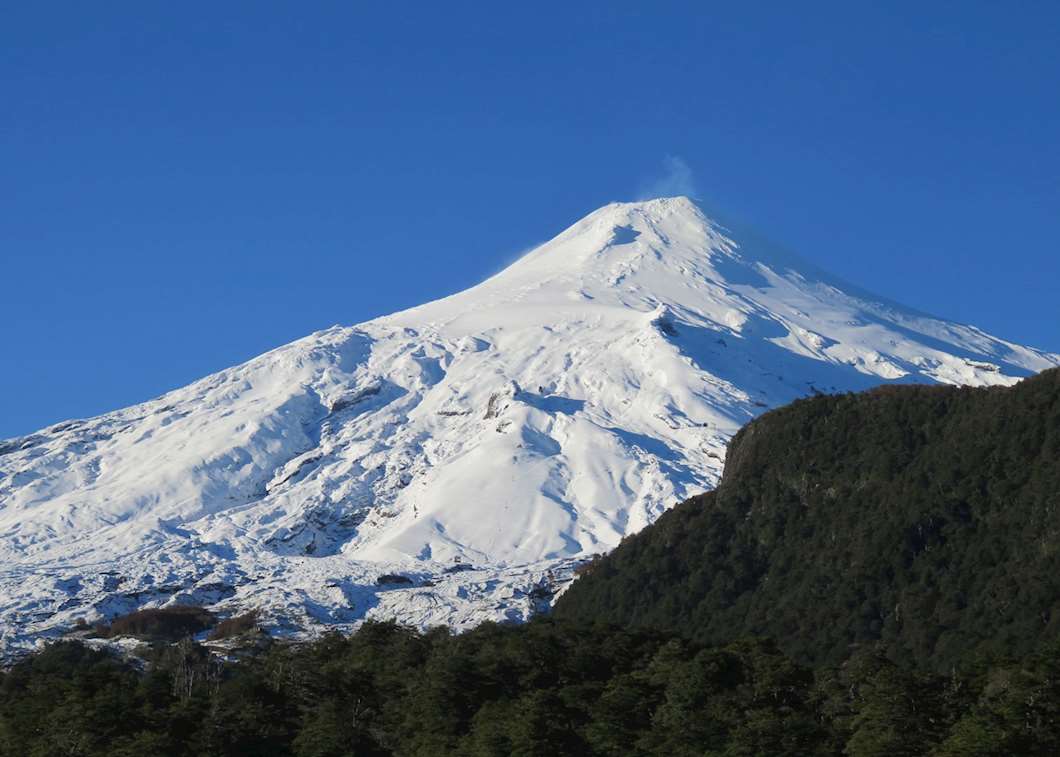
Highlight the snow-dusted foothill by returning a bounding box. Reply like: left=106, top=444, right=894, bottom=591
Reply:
left=1, top=196, right=1056, bottom=655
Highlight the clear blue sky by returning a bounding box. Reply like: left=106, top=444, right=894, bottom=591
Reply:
left=3, top=2, right=1059, bottom=438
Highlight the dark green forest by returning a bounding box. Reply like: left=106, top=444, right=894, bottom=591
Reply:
left=2, top=369, right=1058, bottom=755
left=557, top=368, right=1060, bottom=671
left=3, top=621, right=1060, bottom=756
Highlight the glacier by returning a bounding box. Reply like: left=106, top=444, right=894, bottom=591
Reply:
left=2, top=196, right=1057, bottom=654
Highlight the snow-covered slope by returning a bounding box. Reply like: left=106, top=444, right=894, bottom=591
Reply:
left=2, top=197, right=1056, bottom=653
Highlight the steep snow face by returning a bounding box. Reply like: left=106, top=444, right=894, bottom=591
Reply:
left=1, top=197, right=1056, bottom=653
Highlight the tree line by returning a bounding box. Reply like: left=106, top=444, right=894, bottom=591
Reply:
left=2, top=619, right=1060, bottom=756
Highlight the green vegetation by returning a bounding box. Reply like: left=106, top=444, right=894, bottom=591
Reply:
left=95, top=605, right=217, bottom=642
left=207, top=610, right=261, bottom=642
left=3, top=621, right=1060, bottom=756
left=556, top=369, right=1060, bottom=671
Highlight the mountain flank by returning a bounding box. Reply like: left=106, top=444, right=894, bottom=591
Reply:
left=4, top=371, right=1060, bottom=755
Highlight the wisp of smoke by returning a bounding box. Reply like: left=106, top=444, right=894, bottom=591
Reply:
left=637, top=156, right=697, bottom=200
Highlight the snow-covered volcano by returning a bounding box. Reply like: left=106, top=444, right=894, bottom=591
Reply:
left=2, top=196, right=1057, bottom=652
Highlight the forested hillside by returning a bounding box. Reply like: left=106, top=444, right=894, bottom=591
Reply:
left=555, top=368, right=1060, bottom=670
